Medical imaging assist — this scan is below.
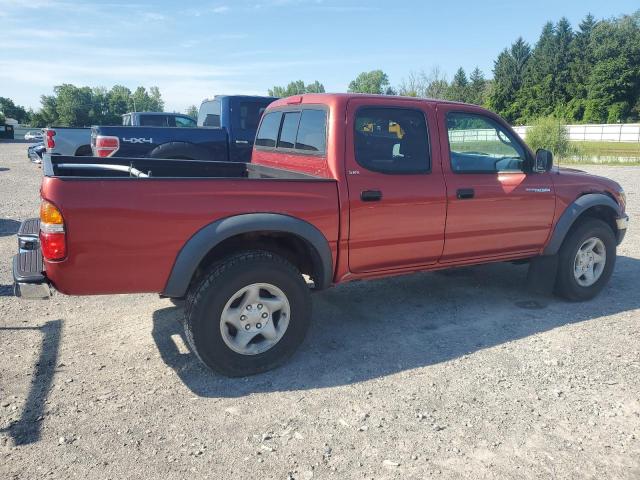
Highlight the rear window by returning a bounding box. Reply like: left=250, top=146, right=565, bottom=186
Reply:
left=277, top=112, right=301, bottom=148
left=295, top=109, right=326, bottom=152
left=255, top=112, right=282, bottom=147
left=256, top=107, right=327, bottom=155
left=237, top=101, right=268, bottom=131
left=140, top=115, right=173, bottom=127
left=198, top=100, right=221, bottom=127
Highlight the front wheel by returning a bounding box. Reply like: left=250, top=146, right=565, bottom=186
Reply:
left=554, top=218, right=616, bottom=301
left=183, top=251, right=311, bottom=377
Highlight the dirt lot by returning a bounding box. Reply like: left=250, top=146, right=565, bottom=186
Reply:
left=0, top=140, right=638, bottom=479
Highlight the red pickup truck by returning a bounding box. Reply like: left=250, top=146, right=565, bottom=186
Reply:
left=13, top=94, right=628, bottom=376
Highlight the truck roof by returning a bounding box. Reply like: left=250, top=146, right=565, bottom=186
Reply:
left=268, top=93, right=468, bottom=109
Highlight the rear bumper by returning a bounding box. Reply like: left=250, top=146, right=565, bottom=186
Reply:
left=616, top=214, right=628, bottom=245
left=13, top=219, right=50, bottom=299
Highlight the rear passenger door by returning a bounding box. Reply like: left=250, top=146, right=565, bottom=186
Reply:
left=345, top=99, right=447, bottom=273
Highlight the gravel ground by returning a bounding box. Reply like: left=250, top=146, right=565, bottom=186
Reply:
left=0, top=140, right=638, bottom=480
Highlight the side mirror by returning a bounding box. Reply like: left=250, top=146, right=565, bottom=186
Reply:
left=534, top=148, right=553, bottom=173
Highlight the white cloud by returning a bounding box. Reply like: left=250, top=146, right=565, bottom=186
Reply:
left=212, top=5, right=230, bottom=13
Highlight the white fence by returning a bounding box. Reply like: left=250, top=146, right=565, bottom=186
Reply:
left=513, top=124, right=640, bottom=143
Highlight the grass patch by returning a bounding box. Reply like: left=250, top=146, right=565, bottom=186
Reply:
left=557, top=141, right=640, bottom=166
left=570, top=141, right=640, bottom=156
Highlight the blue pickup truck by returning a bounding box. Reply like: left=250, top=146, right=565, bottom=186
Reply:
left=92, top=95, right=277, bottom=162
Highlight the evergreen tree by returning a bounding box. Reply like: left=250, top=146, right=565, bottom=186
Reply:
left=446, top=67, right=469, bottom=102
left=488, top=37, right=531, bottom=122
left=468, top=67, right=487, bottom=105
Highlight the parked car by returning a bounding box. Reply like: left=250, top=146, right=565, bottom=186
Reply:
left=24, top=130, right=43, bottom=141
left=92, top=95, right=277, bottom=163
left=43, top=111, right=197, bottom=157
left=12, top=93, right=628, bottom=377
left=27, top=143, right=46, bottom=163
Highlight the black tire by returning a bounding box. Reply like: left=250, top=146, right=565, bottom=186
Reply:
left=183, top=250, right=311, bottom=377
left=554, top=218, right=616, bottom=301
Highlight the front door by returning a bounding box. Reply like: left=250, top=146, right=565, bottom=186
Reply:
left=438, top=107, right=556, bottom=262
left=345, top=99, right=447, bottom=273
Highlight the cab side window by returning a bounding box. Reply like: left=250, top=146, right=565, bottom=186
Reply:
left=175, top=116, right=196, bottom=128
left=255, top=112, right=282, bottom=147
left=354, top=108, right=430, bottom=174
left=447, top=113, right=526, bottom=173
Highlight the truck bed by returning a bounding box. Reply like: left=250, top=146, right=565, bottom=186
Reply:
left=44, top=155, right=330, bottom=181
left=39, top=155, right=339, bottom=295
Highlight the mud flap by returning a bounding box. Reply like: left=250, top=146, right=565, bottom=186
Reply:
left=526, top=255, right=558, bottom=295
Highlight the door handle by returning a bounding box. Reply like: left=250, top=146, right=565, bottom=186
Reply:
left=456, top=188, right=475, bottom=199
left=235, top=140, right=250, bottom=144
left=361, top=190, right=382, bottom=202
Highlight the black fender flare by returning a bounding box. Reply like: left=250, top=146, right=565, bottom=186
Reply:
left=162, top=213, right=334, bottom=297
left=543, top=193, right=622, bottom=255
left=149, top=141, right=211, bottom=160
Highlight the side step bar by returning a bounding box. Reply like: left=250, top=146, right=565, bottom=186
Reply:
left=13, top=249, right=50, bottom=299
left=18, top=217, right=40, bottom=253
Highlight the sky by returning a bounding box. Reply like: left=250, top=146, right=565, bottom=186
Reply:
left=0, top=0, right=638, bottom=113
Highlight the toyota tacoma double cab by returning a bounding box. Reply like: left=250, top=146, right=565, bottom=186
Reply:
left=13, top=93, right=628, bottom=377
left=92, top=95, right=277, bottom=163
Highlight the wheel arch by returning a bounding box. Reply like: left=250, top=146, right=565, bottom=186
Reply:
left=162, top=213, right=334, bottom=298
left=543, top=193, right=622, bottom=255
left=149, top=141, right=209, bottom=160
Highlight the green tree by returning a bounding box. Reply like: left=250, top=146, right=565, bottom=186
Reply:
left=488, top=37, right=531, bottom=122
left=0, top=97, right=29, bottom=123
left=268, top=80, right=325, bottom=97
left=185, top=105, right=198, bottom=119
left=468, top=67, right=487, bottom=105
left=566, top=13, right=598, bottom=121
left=348, top=70, right=390, bottom=94
left=446, top=67, right=469, bottom=102
left=583, top=12, right=640, bottom=123
left=0, top=111, right=5, bottom=124
left=106, top=85, right=132, bottom=124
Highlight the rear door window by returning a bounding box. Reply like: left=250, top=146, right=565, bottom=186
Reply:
left=255, top=112, right=283, bottom=147
left=354, top=107, right=430, bottom=174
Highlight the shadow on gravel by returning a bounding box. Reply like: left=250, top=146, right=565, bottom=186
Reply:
left=0, top=320, right=63, bottom=446
left=152, top=256, right=640, bottom=398
left=0, top=218, right=20, bottom=237
left=0, top=284, right=14, bottom=297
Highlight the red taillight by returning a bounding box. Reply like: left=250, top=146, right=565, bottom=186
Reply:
left=45, top=129, right=56, bottom=149
left=40, top=200, right=66, bottom=261
left=40, top=232, right=67, bottom=260
left=95, top=135, right=119, bottom=158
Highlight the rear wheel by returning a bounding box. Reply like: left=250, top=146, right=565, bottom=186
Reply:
left=183, top=251, right=311, bottom=377
left=554, top=218, right=616, bottom=301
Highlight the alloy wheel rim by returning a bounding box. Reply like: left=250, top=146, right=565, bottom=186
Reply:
left=219, top=283, right=291, bottom=355
left=573, top=237, right=606, bottom=287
